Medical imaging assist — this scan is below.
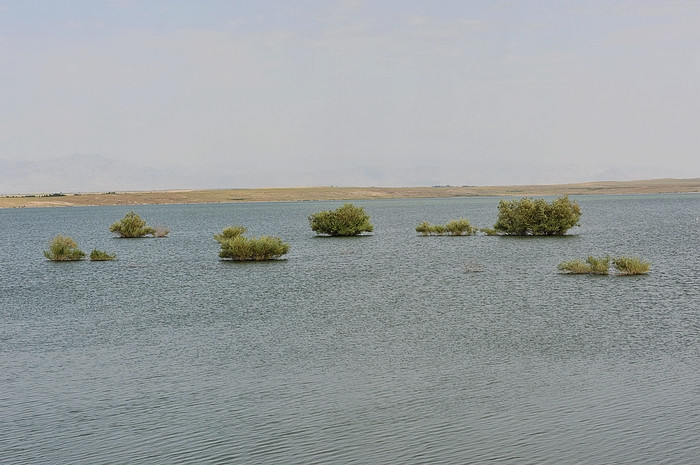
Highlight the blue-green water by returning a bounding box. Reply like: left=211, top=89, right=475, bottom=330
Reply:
left=1, top=194, right=699, bottom=464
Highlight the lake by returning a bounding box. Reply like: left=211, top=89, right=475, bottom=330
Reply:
left=1, top=194, right=699, bottom=464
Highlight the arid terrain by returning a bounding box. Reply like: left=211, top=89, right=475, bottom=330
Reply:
left=1, top=178, right=699, bottom=208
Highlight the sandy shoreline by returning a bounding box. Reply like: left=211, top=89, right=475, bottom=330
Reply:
left=1, top=178, right=699, bottom=209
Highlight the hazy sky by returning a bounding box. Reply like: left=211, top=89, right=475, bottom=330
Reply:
left=1, top=0, right=699, bottom=187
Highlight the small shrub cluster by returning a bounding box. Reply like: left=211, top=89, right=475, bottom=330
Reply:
left=309, top=203, right=373, bottom=236
left=44, top=236, right=118, bottom=262
left=46, top=212, right=163, bottom=261
left=110, top=211, right=166, bottom=238
left=215, top=226, right=289, bottom=261
left=47, top=211, right=158, bottom=261
left=45, top=211, right=290, bottom=264
left=493, top=195, right=581, bottom=236
left=416, top=218, right=476, bottom=236
left=412, top=196, right=580, bottom=237
left=558, top=255, right=650, bottom=275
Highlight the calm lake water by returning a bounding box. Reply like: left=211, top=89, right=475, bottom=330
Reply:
left=1, top=194, right=699, bottom=464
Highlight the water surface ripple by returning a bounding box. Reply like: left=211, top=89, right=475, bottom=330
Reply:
left=1, top=194, right=699, bottom=464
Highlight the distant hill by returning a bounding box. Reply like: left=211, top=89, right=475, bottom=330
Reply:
left=0, top=154, right=687, bottom=195
left=0, top=154, right=204, bottom=194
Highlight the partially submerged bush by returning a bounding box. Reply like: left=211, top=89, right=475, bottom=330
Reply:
left=494, top=195, right=581, bottom=236
left=153, top=226, right=170, bottom=238
left=416, top=221, right=433, bottom=235
left=446, top=219, right=474, bottom=236
left=110, top=211, right=159, bottom=238
left=558, top=255, right=649, bottom=275
left=90, top=249, right=116, bottom=261
left=557, top=259, right=591, bottom=274
left=215, top=226, right=289, bottom=261
left=44, top=235, right=85, bottom=261
left=416, top=218, right=476, bottom=236
left=612, top=256, right=651, bottom=275
left=558, top=255, right=610, bottom=275
left=309, top=203, right=373, bottom=236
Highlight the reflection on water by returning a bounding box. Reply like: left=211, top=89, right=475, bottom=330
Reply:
left=1, top=194, right=699, bottom=464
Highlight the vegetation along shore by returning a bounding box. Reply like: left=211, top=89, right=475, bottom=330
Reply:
left=1, top=177, right=699, bottom=209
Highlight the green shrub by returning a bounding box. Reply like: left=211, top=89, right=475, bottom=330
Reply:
left=586, top=255, right=610, bottom=275
left=416, top=221, right=432, bottom=236
left=558, top=255, right=650, bottom=275
left=215, top=226, right=289, bottom=260
left=309, top=203, right=373, bottom=236
left=493, top=195, right=581, bottom=236
left=416, top=218, right=476, bottom=236
left=90, top=249, right=116, bottom=261
left=558, top=259, right=591, bottom=274
left=445, top=218, right=476, bottom=236
left=110, top=211, right=158, bottom=238
left=44, top=235, right=85, bottom=261
left=558, top=255, right=609, bottom=274
left=214, top=226, right=247, bottom=242
left=480, top=227, right=498, bottom=236
left=612, top=256, right=651, bottom=275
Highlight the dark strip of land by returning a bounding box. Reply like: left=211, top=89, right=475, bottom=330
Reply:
left=1, top=178, right=699, bottom=208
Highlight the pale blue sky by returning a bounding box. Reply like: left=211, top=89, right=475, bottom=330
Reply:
left=1, top=0, right=699, bottom=188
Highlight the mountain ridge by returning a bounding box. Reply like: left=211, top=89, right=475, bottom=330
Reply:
left=0, top=154, right=689, bottom=195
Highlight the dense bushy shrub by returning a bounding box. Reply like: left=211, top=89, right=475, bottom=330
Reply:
left=215, top=225, right=289, bottom=261
left=110, top=211, right=160, bottom=238
left=612, top=256, right=651, bottom=275
left=44, top=235, right=85, bottom=261
left=494, top=195, right=581, bottom=235
left=416, top=218, right=476, bottom=236
left=309, top=203, right=373, bottom=236
left=90, top=249, right=116, bottom=261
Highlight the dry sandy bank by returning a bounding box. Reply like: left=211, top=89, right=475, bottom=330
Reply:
left=2, top=178, right=699, bottom=209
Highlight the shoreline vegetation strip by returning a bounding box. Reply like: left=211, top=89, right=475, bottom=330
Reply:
left=1, top=178, right=699, bottom=209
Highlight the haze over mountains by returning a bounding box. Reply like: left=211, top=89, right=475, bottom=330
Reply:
left=0, top=154, right=688, bottom=195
